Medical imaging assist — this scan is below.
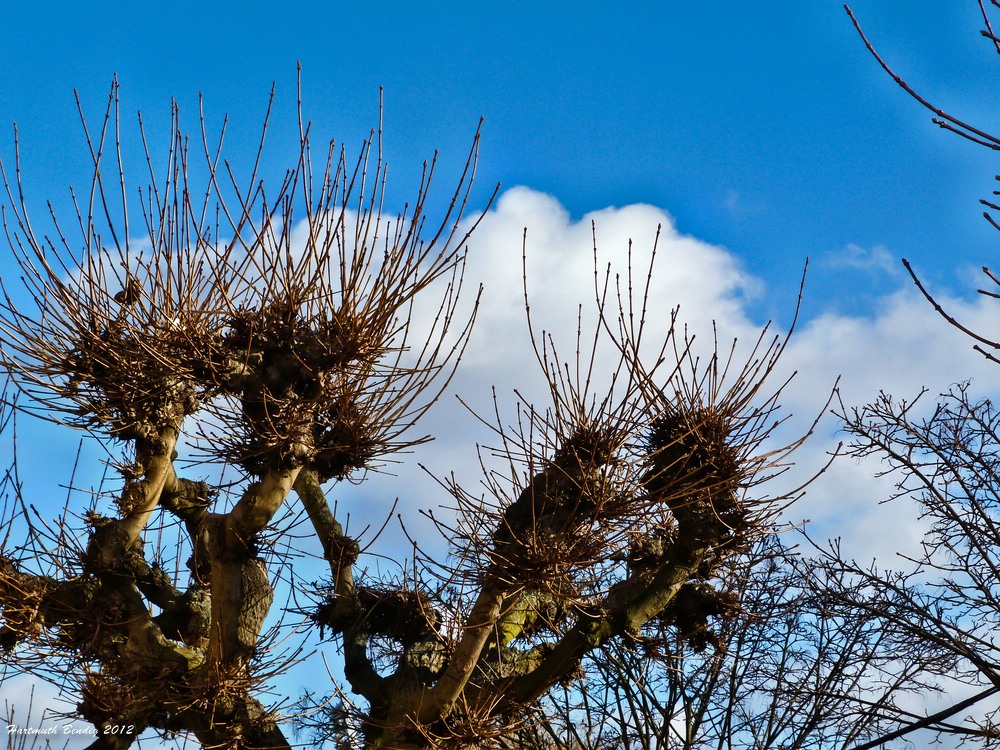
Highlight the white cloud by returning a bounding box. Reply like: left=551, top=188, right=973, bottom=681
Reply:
left=774, top=285, right=1000, bottom=561
left=454, top=186, right=763, bottom=386
left=18, top=183, right=991, bottom=569
left=331, top=186, right=770, bottom=558
left=822, top=242, right=899, bottom=276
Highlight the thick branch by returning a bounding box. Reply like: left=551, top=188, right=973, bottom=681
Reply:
left=293, top=470, right=340, bottom=570
left=417, top=580, right=507, bottom=724
left=118, top=429, right=179, bottom=545
left=160, top=469, right=213, bottom=584
left=202, top=464, right=300, bottom=669
left=86, top=427, right=180, bottom=571
left=188, top=696, right=293, bottom=750
left=418, top=450, right=610, bottom=725
left=506, top=543, right=709, bottom=708
left=204, top=520, right=273, bottom=669
left=294, top=470, right=384, bottom=701
left=229, top=464, right=302, bottom=539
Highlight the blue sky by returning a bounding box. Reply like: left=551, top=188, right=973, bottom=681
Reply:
left=3, top=2, right=1000, bottom=744
left=2, top=2, right=999, bottom=320
left=3, top=2, right=999, bottom=520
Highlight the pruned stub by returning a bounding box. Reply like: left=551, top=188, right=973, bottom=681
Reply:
left=217, top=301, right=378, bottom=480
left=643, top=406, right=746, bottom=549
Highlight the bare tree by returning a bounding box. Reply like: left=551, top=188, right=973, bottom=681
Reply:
left=794, top=5, right=1000, bottom=747
left=812, top=385, right=1000, bottom=747
left=0, top=73, right=817, bottom=750
left=483, top=8, right=1000, bottom=747
left=0, top=73, right=488, bottom=750
left=278, top=223, right=827, bottom=749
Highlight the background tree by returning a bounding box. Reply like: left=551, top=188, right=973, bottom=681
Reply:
left=798, top=4, right=1000, bottom=747
left=815, top=385, right=1000, bottom=746
left=0, top=74, right=823, bottom=750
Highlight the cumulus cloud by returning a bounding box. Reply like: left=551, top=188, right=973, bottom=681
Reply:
left=21, top=184, right=978, bottom=569
left=455, top=186, right=763, bottom=375
left=345, top=187, right=771, bottom=547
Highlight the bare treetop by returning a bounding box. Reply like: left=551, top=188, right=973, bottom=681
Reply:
left=0, top=75, right=820, bottom=750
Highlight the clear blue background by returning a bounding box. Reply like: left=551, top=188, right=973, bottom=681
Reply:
left=2, top=3, right=998, bottom=321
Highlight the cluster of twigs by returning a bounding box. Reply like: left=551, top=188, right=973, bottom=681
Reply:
left=0, top=73, right=487, bottom=478
left=0, top=69, right=494, bottom=750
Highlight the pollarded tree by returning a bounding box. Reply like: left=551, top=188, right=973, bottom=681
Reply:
left=0, top=75, right=488, bottom=750
left=297, top=306, right=816, bottom=750
left=0, top=74, right=814, bottom=750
